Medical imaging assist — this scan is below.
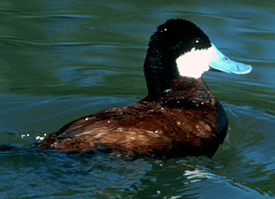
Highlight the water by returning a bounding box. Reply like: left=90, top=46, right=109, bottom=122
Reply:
left=0, top=0, right=274, bottom=198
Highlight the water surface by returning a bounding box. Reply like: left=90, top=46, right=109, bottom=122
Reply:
left=0, top=0, right=274, bottom=198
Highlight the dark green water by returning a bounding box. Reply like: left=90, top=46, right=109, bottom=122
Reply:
left=0, top=0, right=274, bottom=198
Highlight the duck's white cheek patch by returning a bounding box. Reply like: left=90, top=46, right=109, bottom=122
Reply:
left=176, top=47, right=213, bottom=78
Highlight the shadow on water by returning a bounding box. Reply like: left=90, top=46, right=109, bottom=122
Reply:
left=0, top=146, right=229, bottom=198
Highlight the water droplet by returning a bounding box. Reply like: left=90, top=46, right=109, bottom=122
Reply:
left=164, top=89, right=171, bottom=93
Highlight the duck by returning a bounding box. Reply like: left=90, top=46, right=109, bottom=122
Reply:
left=38, top=19, right=252, bottom=158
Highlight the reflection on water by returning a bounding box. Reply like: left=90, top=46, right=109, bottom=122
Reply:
left=0, top=0, right=275, bottom=198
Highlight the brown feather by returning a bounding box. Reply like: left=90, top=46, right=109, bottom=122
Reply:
left=38, top=77, right=227, bottom=158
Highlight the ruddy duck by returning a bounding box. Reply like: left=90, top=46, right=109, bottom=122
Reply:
left=38, top=19, right=252, bottom=158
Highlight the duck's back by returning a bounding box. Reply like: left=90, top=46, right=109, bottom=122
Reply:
left=38, top=92, right=227, bottom=158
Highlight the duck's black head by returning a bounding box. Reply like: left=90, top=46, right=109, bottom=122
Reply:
left=144, top=19, right=212, bottom=98
left=144, top=19, right=252, bottom=99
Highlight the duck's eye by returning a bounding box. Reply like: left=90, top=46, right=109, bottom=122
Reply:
left=193, top=38, right=203, bottom=49
left=161, top=28, right=168, bottom=33
left=194, top=38, right=200, bottom=44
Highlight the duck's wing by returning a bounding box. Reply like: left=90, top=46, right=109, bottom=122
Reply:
left=37, top=102, right=174, bottom=153
left=38, top=100, right=226, bottom=157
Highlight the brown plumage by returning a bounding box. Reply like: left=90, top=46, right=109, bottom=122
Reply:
left=38, top=77, right=227, bottom=158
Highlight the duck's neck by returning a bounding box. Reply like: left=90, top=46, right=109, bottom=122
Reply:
left=143, top=42, right=213, bottom=104
left=144, top=76, right=214, bottom=105
left=144, top=50, right=180, bottom=98
left=165, top=76, right=213, bottom=103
